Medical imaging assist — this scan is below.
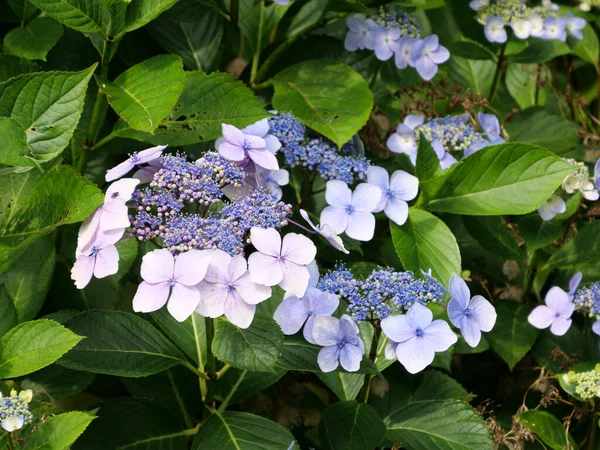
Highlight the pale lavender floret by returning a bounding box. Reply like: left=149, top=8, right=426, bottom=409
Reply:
left=300, top=209, right=349, bottom=254
left=312, top=314, right=365, bottom=373
left=431, top=139, right=458, bottom=169
left=447, top=274, right=496, bottom=347
left=529, top=13, right=545, bottom=38
left=372, top=26, right=402, bottom=61
left=196, top=249, right=271, bottom=329
left=543, top=16, right=567, bottom=41
left=133, top=159, right=162, bottom=184
left=273, top=0, right=290, bottom=5
left=394, top=37, right=416, bottom=69
left=71, top=228, right=122, bottom=289
left=528, top=286, right=574, bottom=336
left=593, top=320, right=600, bottom=336
left=132, top=249, right=211, bottom=322
left=538, top=194, right=566, bottom=221
left=485, top=16, right=507, bottom=43
left=478, top=113, right=501, bottom=141
left=469, top=0, right=489, bottom=10
left=105, top=145, right=166, bottom=182
left=366, top=166, right=419, bottom=226
left=247, top=227, right=317, bottom=297
left=320, top=180, right=382, bottom=242
left=411, top=35, right=450, bottom=81
left=217, top=123, right=279, bottom=171
left=386, top=124, right=418, bottom=158
left=568, top=271, right=583, bottom=298
left=255, top=167, right=289, bottom=201
left=565, top=13, right=586, bottom=39
left=273, top=287, right=340, bottom=343
left=345, top=16, right=377, bottom=51
left=594, top=158, right=600, bottom=190
left=381, top=303, right=457, bottom=374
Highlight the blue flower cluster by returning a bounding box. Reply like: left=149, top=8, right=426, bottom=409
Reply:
left=129, top=153, right=291, bottom=255
left=269, top=113, right=369, bottom=184
left=418, top=115, right=487, bottom=153
left=574, top=282, right=600, bottom=317
left=0, top=393, right=33, bottom=428
left=318, top=265, right=445, bottom=322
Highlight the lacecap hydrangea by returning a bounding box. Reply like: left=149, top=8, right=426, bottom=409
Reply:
left=344, top=5, right=450, bottom=81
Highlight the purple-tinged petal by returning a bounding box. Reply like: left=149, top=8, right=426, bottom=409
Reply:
left=247, top=148, right=279, bottom=171
left=243, top=134, right=267, bottom=149
left=592, top=320, right=600, bottom=336
left=550, top=316, right=572, bottom=336
left=317, top=345, right=340, bottom=372
left=168, top=283, right=200, bottom=322
left=174, top=249, right=211, bottom=285
left=345, top=31, right=364, bottom=51
left=448, top=298, right=466, bottom=329
left=395, top=337, right=434, bottom=374
left=381, top=315, right=415, bottom=343
left=274, top=295, right=308, bottom=335
left=307, top=260, right=320, bottom=289
left=594, top=158, right=600, bottom=189
left=374, top=41, right=394, bottom=61
left=439, top=153, right=458, bottom=169
left=132, top=281, right=170, bottom=313
left=250, top=227, right=282, bottom=257
left=449, top=274, right=470, bottom=309
left=345, top=211, right=375, bottom=241
left=385, top=340, right=398, bottom=360
left=459, top=319, right=482, bottom=347
left=105, top=178, right=140, bottom=203
left=280, top=261, right=310, bottom=297
left=390, top=170, right=419, bottom=201
left=307, top=288, right=339, bottom=315
left=71, top=256, right=95, bottom=289
left=429, top=45, right=450, bottom=65
left=196, top=282, right=227, bottom=318
left=77, top=208, right=102, bottom=253
left=242, top=118, right=269, bottom=137
left=406, top=303, right=433, bottom=329
left=340, top=344, right=363, bottom=372
left=222, top=124, right=246, bottom=146
left=218, top=142, right=245, bottom=161
left=203, top=249, right=231, bottom=284
left=226, top=255, right=247, bottom=283
left=248, top=252, right=283, bottom=286
left=423, top=320, right=457, bottom=352
left=538, top=195, right=565, bottom=221
left=281, top=233, right=317, bottom=265
left=478, top=113, right=501, bottom=140
left=235, top=275, right=271, bottom=305
left=352, top=183, right=382, bottom=212
left=384, top=198, right=409, bottom=226
left=545, top=286, right=574, bottom=317
left=105, top=160, right=135, bottom=182
left=366, top=166, right=390, bottom=212
left=404, top=115, right=425, bottom=129
left=140, top=249, right=174, bottom=283
left=347, top=16, right=363, bottom=33
left=528, top=305, right=554, bottom=329
left=224, top=292, right=256, bottom=329
left=93, top=245, right=119, bottom=278
left=325, top=180, right=352, bottom=208
left=320, top=206, right=349, bottom=235
left=569, top=272, right=583, bottom=296
left=469, top=295, right=497, bottom=332
left=387, top=127, right=417, bottom=155
left=264, top=134, right=282, bottom=153
left=98, top=204, right=129, bottom=232
left=415, top=56, right=439, bottom=81
left=312, top=315, right=340, bottom=346
left=136, top=145, right=166, bottom=164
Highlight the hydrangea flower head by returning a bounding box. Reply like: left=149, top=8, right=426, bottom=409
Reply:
left=381, top=303, right=457, bottom=374
left=105, top=145, right=166, bottom=182
left=133, top=249, right=211, bottom=322
left=274, top=287, right=340, bottom=343
left=528, top=286, right=574, bottom=336
left=320, top=180, right=382, bottom=241
left=312, top=314, right=365, bottom=372
left=566, top=12, right=586, bottom=39
left=367, top=166, right=419, bottom=226
left=563, top=159, right=599, bottom=201
left=0, top=389, right=34, bottom=432
left=447, top=274, right=496, bottom=347
left=196, top=249, right=271, bottom=329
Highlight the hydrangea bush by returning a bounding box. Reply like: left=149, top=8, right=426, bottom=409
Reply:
left=1, top=0, right=600, bottom=449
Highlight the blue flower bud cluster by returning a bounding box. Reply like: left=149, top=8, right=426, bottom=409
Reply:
left=317, top=265, right=445, bottom=322
left=417, top=115, right=485, bottom=153
left=269, top=113, right=370, bottom=184
left=0, top=394, right=33, bottom=427
left=372, top=6, right=421, bottom=38
left=574, top=282, right=600, bottom=317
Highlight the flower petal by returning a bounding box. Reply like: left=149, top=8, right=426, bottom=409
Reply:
left=384, top=198, right=409, bottom=226
left=320, top=206, right=349, bottom=235
left=351, top=183, right=382, bottom=212
left=459, top=318, right=482, bottom=348
left=406, top=303, right=433, bottom=329
left=528, top=305, right=554, bottom=329
left=280, top=261, right=310, bottom=297
left=390, top=170, right=419, bottom=201
left=132, top=281, right=170, bottom=313
left=469, top=295, right=497, bottom=332
left=345, top=211, right=375, bottom=241
left=317, top=345, right=340, bottom=372
left=423, top=320, right=457, bottom=352
left=140, top=249, right=173, bottom=283
left=274, top=295, right=308, bottom=335
left=174, top=249, right=211, bottom=285
left=167, top=283, right=200, bottom=322
left=196, top=281, right=227, bottom=318
left=381, top=314, right=415, bottom=343
left=395, top=337, right=434, bottom=374
left=105, top=160, right=135, bottom=182
left=218, top=142, right=245, bottom=161
left=449, top=274, right=470, bottom=309
left=248, top=252, right=283, bottom=286
left=242, top=118, right=269, bottom=137
left=247, top=148, right=279, bottom=171
left=340, top=343, right=363, bottom=372
left=311, top=315, right=340, bottom=346
left=545, top=286, right=574, bottom=317
left=93, top=245, right=119, bottom=278
left=235, top=274, right=271, bottom=305
left=550, top=316, right=572, bottom=336
left=222, top=123, right=246, bottom=146
left=282, top=233, right=317, bottom=265
left=250, top=227, right=282, bottom=257
left=71, top=255, right=95, bottom=289
left=325, top=180, right=352, bottom=208
left=224, top=292, right=256, bottom=329
left=307, top=288, right=340, bottom=315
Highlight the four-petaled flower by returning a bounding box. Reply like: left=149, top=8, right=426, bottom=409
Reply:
left=248, top=227, right=317, bottom=297
left=274, top=287, right=340, bottom=343
left=320, top=180, right=382, bottom=242
left=217, top=123, right=280, bottom=171
left=196, top=249, right=271, bottom=329
left=447, top=274, right=497, bottom=347
left=105, top=145, right=166, bottom=182
left=372, top=27, right=401, bottom=61
left=528, top=286, right=574, bottom=336
left=381, top=303, right=457, bottom=374
left=484, top=16, right=507, bottom=43
left=71, top=230, right=121, bottom=289
left=133, top=249, right=211, bottom=322
left=367, top=166, right=419, bottom=226
left=344, top=16, right=377, bottom=51
left=411, top=35, right=450, bottom=81
left=312, top=315, right=365, bottom=372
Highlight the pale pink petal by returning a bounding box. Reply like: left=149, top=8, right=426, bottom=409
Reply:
left=174, top=249, right=211, bottom=285
left=106, top=161, right=134, bottom=182
left=99, top=204, right=130, bottom=232
left=105, top=178, right=140, bottom=202
left=244, top=135, right=267, bottom=149
left=250, top=227, right=282, bottom=257
left=132, top=281, right=170, bottom=313
left=227, top=255, right=248, bottom=282
left=247, top=148, right=279, bottom=170
left=140, top=249, right=174, bottom=283
left=136, top=145, right=166, bottom=164
left=281, top=233, right=317, bottom=265
left=93, top=245, right=119, bottom=278
left=248, top=252, right=283, bottom=286
left=218, top=142, right=245, bottom=161
left=222, top=124, right=246, bottom=146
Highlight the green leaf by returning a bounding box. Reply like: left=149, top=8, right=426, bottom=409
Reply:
left=217, top=367, right=287, bottom=405
left=518, top=410, right=578, bottom=450
left=0, top=65, right=96, bottom=163
left=487, top=301, right=538, bottom=370
left=450, top=39, right=496, bottom=60
left=511, top=39, right=571, bottom=64
left=19, top=365, right=95, bottom=399
left=212, top=316, right=283, bottom=373
left=505, top=64, right=550, bottom=109
left=147, top=1, right=224, bottom=71
left=544, top=221, right=600, bottom=271
left=7, top=0, right=38, bottom=21
left=447, top=56, right=495, bottom=96
left=0, top=286, right=18, bottom=338
left=0, top=55, right=40, bottom=83
left=112, top=71, right=268, bottom=145
left=518, top=215, right=563, bottom=250
left=391, top=209, right=461, bottom=288
left=0, top=319, right=82, bottom=378
left=192, top=411, right=295, bottom=450
left=0, top=167, right=44, bottom=230
left=569, top=24, right=599, bottom=69
left=272, top=59, right=373, bottom=148
left=415, top=134, right=442, bottom=182
left=115, top=0, right=179, bottom=35
left=321, top=401, right=386, bottom=450
left=532, top=328, right=597, bottom=374
left=0, top=235, right=56, bottom=322
left=317, top=372, right=365, bottom=401
left=0, top=166, right=103, bottom=274
left=422, top=143, right=573, bottom=215
left=73, top=398, right=188, bottom=450
left=240, top=1, right=287, bottom=60
left=27, top=0, right=104, bottom=33
left=504, top=110, right=579, bottom=155
left=462, top=216, right=522, bottom=260
left=0, top=117, right=36, bottom=168
left=150, top=308, right=206, bottom=366
left=410, top=370, right=473, bottom=403
left=22, top=411, right=95, bottom=450
left=97, top=55, right=184, bottom=133
left=3, top=18, right=63, bottom=62
left=111, top=238, right=138, bottom=288
left=59, top=310, right=188, bottom=377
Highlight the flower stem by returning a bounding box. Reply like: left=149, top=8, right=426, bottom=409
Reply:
left=488, top=41, right=507, bottom=104
left=249, top=1, right=264, bottom=87
left=369, top=62, right=382, bottom=90
left=219, top=370, right=247, bottom=412
left=216, top=364, right=231, bottom=380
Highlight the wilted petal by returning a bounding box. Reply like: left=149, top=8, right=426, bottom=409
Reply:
left=317, top=345, right=340, bottom=372
left=395, top=337, right=434, bottom=374
left=340, top=344, right=363, bottom=372
left=168, top=283, right=200, bottom=322
left=140, top=249, right=174, bottom=283
left=133, top=281, right=170, bottom=313
left=345, top=211, right=375, bottom=241
left=528, top=305, right=554, bottom=329
left=274, top=295, right=308, bottom=334
left=312, top=315, right=340, bottom=346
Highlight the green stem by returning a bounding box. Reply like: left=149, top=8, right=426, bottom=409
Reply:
left=523, top=250, right=539, bottom=302
left=85, top=91, right=107, bottom=148
left=362, top=375, right=374, bottom=404
left=192, top=316, right=208, bottom=402
left=369, top=62, right=382, bottom=90
left=219, top=370, right=247, bottom=412
left=589, top=404, right=598, bottom=450
left=167, top=369, right=194, bottom=429
left=7, top=434, right=15, bottom=450
left=230, top=0, right=239, bottom=26
left=90, top=132, right=116, bottom=152
left=250, top=1, right=264, bottom=86
left=488, top=41, right=507, bottom=104
left=182, top=361, right=210, bottom=380
left=534, top=63, right=542, bottom=106
left=216, top=364, right=231, bottom=380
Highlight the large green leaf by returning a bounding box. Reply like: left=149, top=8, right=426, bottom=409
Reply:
left=422, top=143, right=573, bottom=215
left=543, top=221, right=600, bottom=271
left=462, top=216, right=522, bottom=260
left=317, top=372, right=365, bottom=401
left=487, top=301, right=538, bottom=370
left=7, top=0, right=38, bottom=21
left=569, top=24, right=599, bottom=69
left=518, top=410, right=578, bottom=450
left=447, top=56, right=495, bottom=96
left=0, top=235, right=56, bottom=322
left=3, top=18, right=64, bottom=62
left=391, top=209, right=461, bottom=288
left=384, top=400, right=492, bottom=450
left=410, top=370, right=473, bottom=403
left=0, top=286, right=18, bottom=338
left=0, top=319, right=82, bottom=378
left=0, top=65, right=96, bottom=163
left=505, top=64, right=550, bottom=109
left=97, top=55, right=184, bottom=133
left=216, top=367, right=287, bottom=405
left=0, top=117, right=36, bottom=168
left=518, top=214, right=563, bottom=250
left=192, top=411, right=295, bottom=450
left=0, top=165, right=103, bottom=274
left=73, top=398, right=188, bottom=450
left=147, top=0, right=224, bottom=71
left=0, top=55, right=40, bottom=83
left=112, top=71, right=268, bottom=145
left=19, top=364, right=95, bottom=400
left=114, top=0, right=179, bottom=35
left=59, top=310, right=188, bottom=377
left=27, top=0, right=104, bottom=33
left=321, top=401, right=386, bottom=450
left=212, top=316, right=283, bottom=373
left=151, top=308, right=206, bottom=366
left=22, top=411, right=95, bottom=450
left=272, top=59, right=373, bottom=148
